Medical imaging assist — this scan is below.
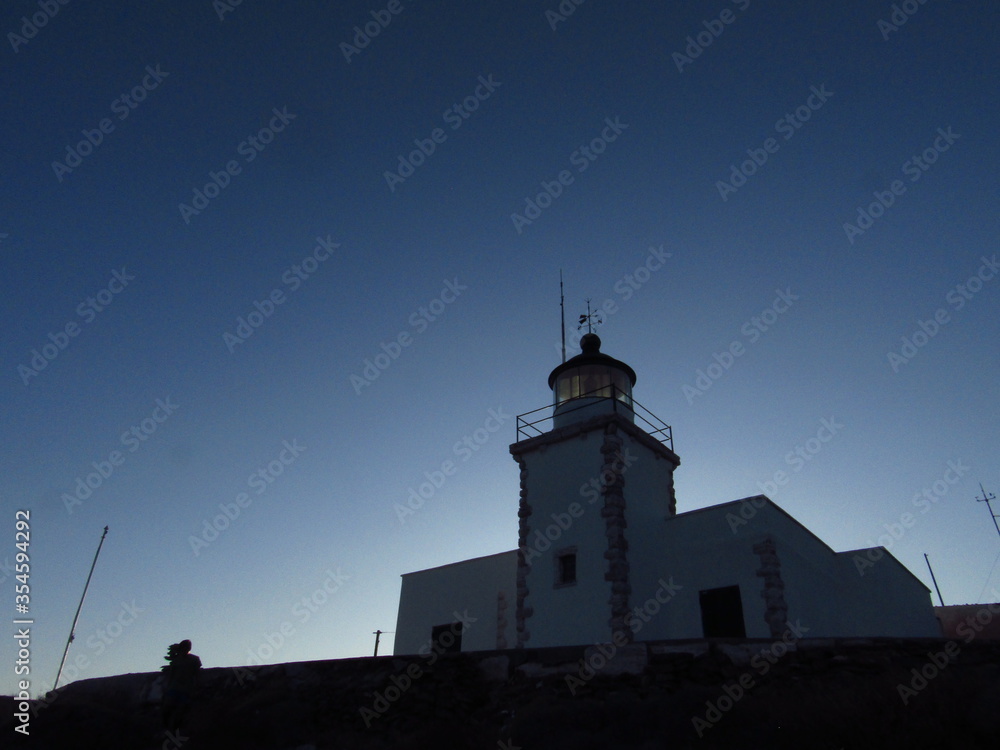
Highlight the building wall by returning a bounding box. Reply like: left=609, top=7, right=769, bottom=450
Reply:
left=628, top=502, right=769, bottom=640
left=935, top=602, right=1000, bottom=640
left=395, top=411, right=940, bottom=652
left=626, top=498, right=941, bottom=641
left=835, top=547, right=942, bottom=636
left=392, top=551, right=516, bottom=656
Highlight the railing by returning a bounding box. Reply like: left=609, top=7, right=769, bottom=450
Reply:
left=515, top=385, right=673, bottom=450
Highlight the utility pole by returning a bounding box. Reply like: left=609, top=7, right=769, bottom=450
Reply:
left=974, top=483, right=1000, bottom=540
left=373, top=629, right=393, bottom=657
left=55, top=526, right=109, bottom=689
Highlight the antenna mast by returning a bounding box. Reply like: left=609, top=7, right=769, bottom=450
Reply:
left=974, top=483, right=1000, bottom=540
left=55, top=526, right=109, bottom=690
left=560, top=271, right=566, bottom=363
left=924, top=553, right=945, bottom=606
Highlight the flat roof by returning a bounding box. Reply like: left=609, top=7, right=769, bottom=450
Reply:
left=400, top=549, right=517, bottom=578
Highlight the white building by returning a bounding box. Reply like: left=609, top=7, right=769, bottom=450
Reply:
left=393, top=334, right=940, bottom=655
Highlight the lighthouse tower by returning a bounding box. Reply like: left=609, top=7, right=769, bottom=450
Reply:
left=510, top=334, right=680, bottom=648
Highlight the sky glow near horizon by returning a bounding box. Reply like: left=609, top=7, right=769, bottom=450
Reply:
left=1, top=1, right=998, bottom=697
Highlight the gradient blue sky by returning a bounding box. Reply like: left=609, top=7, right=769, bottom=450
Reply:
left=2, top=1, right=998, bottom=696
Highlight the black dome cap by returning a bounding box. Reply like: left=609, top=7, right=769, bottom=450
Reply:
left=547, top=334, right=637, bottom=389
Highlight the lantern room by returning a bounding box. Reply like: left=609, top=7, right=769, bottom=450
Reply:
left=547, top=333, right=636, bottom=427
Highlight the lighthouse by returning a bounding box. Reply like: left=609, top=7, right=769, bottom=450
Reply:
left=511, top=333, right=680, bottom=647
left=392, top=333, right=940, bottom=657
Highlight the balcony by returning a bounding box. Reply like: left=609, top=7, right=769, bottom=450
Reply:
left=515, top=385, right=673, bottom=450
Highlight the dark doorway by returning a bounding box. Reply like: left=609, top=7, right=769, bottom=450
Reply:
left=699, top=585, right=746, bottom=637
left=430, top=622, right=462, bottom=654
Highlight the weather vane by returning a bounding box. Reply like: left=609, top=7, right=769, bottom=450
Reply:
left=577, top=298, right=603, bottom=334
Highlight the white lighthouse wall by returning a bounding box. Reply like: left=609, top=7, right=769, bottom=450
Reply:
left=392, top=550, right=516, bottom=656
left=519, top=429, right=619, bottom=648
left=615, top=430, right=678, bottom=527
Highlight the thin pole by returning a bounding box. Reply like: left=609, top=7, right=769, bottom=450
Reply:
left=55, top=526, right=108, bottom=689
left=975, top=483, right=1000, bottom=540
left=560, top=270, right=566, bottom=363
left=373, top=630, right=393, bottom=656
left=924, top=553, right=944, bottom=607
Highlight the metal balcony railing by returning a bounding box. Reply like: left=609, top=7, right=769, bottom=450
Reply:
left=515, top=385, right=673, bottom=450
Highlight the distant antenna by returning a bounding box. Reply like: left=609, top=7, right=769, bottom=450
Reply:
left=55, top=526, right=109, bottom=689
left=577, top=298, right=603, bottom=334
left=560, top=271, right=566, bottom=363
left=974, top=483, right=1000, bottom=540
left=924, top=553, right=945, bottom=606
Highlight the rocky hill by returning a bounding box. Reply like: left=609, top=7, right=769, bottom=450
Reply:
left=5, top=637, right=999, bottom=749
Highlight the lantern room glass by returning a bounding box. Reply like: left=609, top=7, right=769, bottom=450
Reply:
left=553, top=364, right=632, bottom=406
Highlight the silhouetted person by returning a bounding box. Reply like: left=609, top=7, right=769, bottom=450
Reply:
left=161, top=639, right=202, bottom=733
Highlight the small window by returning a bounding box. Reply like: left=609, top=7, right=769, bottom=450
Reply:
left=555, top=548, right=577, bottom=587
left=430, top=623, right=462, bottom=654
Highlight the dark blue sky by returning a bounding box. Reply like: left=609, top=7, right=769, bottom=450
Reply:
left=2, top=0, right=998, bottom=694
